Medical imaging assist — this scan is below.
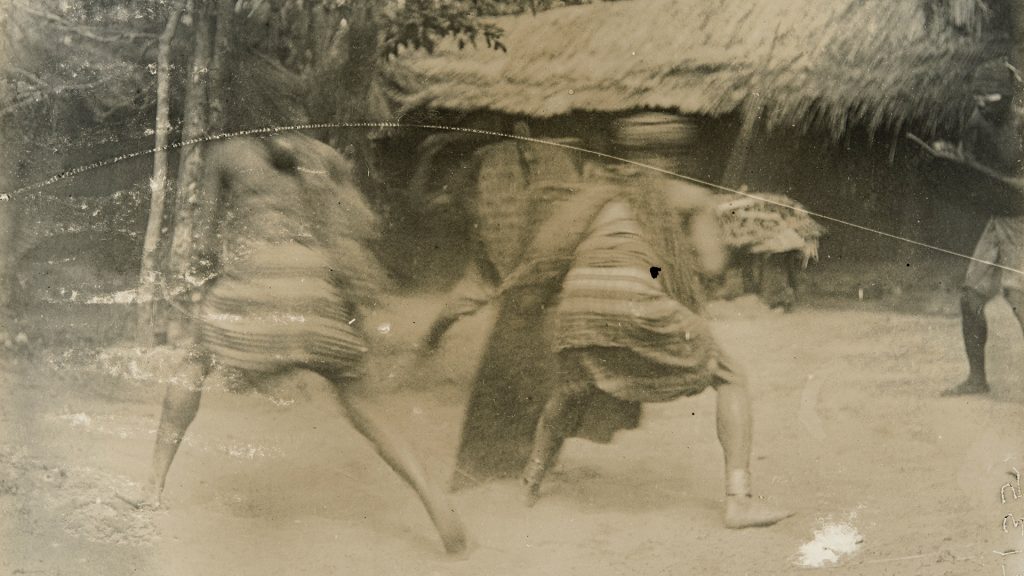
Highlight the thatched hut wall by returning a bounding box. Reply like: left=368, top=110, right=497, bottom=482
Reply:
left=375, top=0, right=1011, bottom=283
left=380, top=106, right=989, bottom=294
left=733, top=124, right=987, bottom=265
left=381, top=0, right=1012, bottom=139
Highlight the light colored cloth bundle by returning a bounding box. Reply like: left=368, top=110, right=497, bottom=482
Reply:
left=716, top=190, right=825, bottom=265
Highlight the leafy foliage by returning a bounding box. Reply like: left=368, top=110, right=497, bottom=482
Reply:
left=1, top=0, right=162, bottom=126
left=379, top=0, right=600, bottom=57
left=381, top=1, right=507, bottom=58
left=1, top=0, right=604, bottom=132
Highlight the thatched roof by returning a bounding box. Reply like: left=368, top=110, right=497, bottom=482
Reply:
left=381, top=0, right=1012, bottom=136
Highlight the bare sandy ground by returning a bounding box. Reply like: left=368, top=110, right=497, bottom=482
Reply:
left=3, top=293, right=1024, bottom=576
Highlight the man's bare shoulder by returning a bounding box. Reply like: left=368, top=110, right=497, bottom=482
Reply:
left=207, top=137, right=262, bottom=162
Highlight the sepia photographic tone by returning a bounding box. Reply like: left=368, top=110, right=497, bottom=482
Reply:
left=1, top=0, right=1022, bottom=574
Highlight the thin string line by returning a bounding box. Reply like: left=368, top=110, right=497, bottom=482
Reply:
left=8, top=120, right=1021, bottom=276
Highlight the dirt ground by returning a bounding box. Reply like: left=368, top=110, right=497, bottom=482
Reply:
left=4, top=287, right=1024, bottom=576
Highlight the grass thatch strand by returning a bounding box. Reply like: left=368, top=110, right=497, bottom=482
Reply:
left=382, top=0, right=1012, bottom=138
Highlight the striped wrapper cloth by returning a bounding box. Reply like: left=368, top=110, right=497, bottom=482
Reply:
left=553, top=201, right=723, bottom=403
left=198, top=241, right=369, bottom=379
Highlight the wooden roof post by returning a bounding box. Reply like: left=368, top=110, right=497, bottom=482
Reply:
left=722, top=96, right=765, bottom=188
left=722, top=20, right=779, bottom=189
left=1014, top=1, right=1023, bottom=106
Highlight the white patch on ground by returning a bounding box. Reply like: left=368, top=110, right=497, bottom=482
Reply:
left=91, top=345, right=189, bottom=386
left=82, top=289, right=138, bottom=304
left=795, top=520, right=863, bottom=567
left=66, top=413, right=92, bottom=427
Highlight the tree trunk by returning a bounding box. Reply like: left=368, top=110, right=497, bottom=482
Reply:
left=138, top=0, right=186, bottom=346
left=1013, top=1, right=1023, bottom=105
left=0, top=1, right=15, bottom=333
left=207, top=0, right=233, bottom=132
left=341, top=2, right=378, bottom=117
left=165, top=0, right=214, bottom=342
left=337, top=0, right=383, bottom=204
left=0, top=148, right=15, bottom=337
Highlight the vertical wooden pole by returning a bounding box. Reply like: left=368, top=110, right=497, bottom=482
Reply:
left=165, top=0, right=213, bottom=343
left=138, top=0, right=187, bottom=346
left=721, top=97, right=765, bottom=188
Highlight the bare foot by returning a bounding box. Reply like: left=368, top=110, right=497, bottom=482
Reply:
left=941, top=378, right=990, bottom=397
left=432, top=508, right=469, bottom=555
left=417, top=333, right=445, bottom=356
left=448, top=469, right=478, bottom=493
left=724, top=495, right=794, bottom=529
left=521, top=479, right=541, bottom=508
left=521, top=460, right=546, bottom=508
left=418, top=319, right=456, bottom=356
left=114, top=483, right=162, bottom=511
left=418, top=296, right=491, bottom=356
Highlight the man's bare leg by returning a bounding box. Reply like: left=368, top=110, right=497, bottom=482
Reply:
left=1006, top=288, right=1024, bottom=383
left=714, top=373, right=794, bottom=528
left=135, top=352, right=210, bottom=508
left=1005, top=288, right=1024, bottom=337
left=328, top=379, right=468, bottom=554
left=420, top=294, right=489, bottom=353
left=943, top=287, right=991, bottom=395
left=521, top=353, right=593, bottom=506
left=521, top=379, right=593, bottom=506
left=420, top=262, right=495, bottom=354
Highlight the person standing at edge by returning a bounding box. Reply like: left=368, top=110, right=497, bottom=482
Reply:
left=943, top=59, right=1024, bottom=396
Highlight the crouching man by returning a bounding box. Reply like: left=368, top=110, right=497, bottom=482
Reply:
left=453, top=171, right=793, bottom=529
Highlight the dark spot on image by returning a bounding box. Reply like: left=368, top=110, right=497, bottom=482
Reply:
left=650, top=266, right=661, bottom=279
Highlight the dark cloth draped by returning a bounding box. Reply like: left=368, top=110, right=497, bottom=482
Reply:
left=451, top=179, right=703, bottom=488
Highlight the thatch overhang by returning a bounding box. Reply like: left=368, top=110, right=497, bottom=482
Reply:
left=380, top=0, right=1013, bottom=138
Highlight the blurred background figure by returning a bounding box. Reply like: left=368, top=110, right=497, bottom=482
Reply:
left=140, top=133, right=467, bottom=554
left=941, top=59, right=1024, bottom=396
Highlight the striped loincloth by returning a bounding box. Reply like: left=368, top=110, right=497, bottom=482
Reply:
left=554, top=266, right=720, bottom=402
left=198, top=242, right=369, bottom=379
left=553, top=201, right=723, bottom=403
